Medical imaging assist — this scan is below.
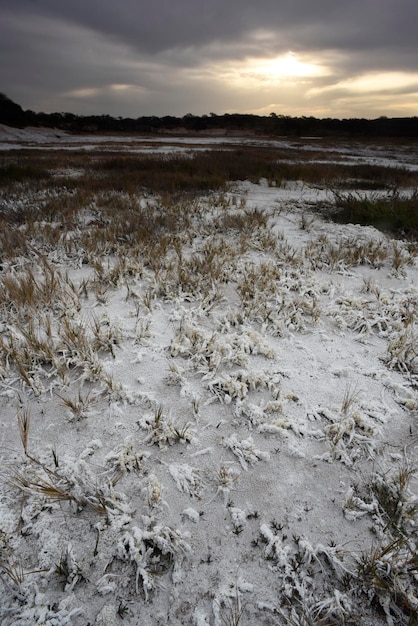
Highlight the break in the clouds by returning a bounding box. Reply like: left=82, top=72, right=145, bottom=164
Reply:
left=1, top=0, right=417, bottom=118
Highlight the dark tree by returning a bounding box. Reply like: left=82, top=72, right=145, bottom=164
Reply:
left=0, top=93, right=29, bottom=127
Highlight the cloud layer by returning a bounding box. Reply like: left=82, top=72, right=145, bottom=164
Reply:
left=1, top=0, right=417, bottom=118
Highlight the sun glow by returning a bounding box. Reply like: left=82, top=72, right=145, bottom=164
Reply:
left=343, top=71, right=418, bottom=93
left=254, top=52, right=325, bottom=80
left=215, top=52, right=328, bottom=88
left=309, top=71, right=418, bottom=96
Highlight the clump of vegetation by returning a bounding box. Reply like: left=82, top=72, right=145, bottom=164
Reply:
left=0, top=161, right=51, bottom=186
left=344, top=464, right=418, bottom=624
left=330, top=189, right=418, bottom=239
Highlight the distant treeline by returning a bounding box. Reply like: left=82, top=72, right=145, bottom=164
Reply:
left=1, top=92, right=418, bottom=138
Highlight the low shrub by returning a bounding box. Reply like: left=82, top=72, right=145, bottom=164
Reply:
left=331, top=189, right=418, bottom=238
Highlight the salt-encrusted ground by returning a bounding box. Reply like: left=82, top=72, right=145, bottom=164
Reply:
left=0, top=132, right=417, bottom=625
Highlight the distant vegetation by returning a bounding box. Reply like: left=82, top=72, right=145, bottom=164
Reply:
left=1, top=144, right=417, bottom=239
left=1, top=92, right=418, bottom=138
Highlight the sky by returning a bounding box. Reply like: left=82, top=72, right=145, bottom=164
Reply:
left=1, top=0, right=417, bottom=120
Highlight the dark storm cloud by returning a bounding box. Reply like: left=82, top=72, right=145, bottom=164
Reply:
left=5, top=0, right=416, bottom=58
left=0, top=0, right=417, bottom=117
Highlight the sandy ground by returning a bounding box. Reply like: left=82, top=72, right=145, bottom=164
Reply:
left=0, top=132, right=417, bottom=625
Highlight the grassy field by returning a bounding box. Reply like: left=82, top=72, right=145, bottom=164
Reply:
left=0, top=139, right=417, bottom=625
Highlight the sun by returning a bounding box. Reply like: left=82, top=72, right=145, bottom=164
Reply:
left=255, top=52, right=324, bottom=81
left=215, top=51, right=327, bottom=88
